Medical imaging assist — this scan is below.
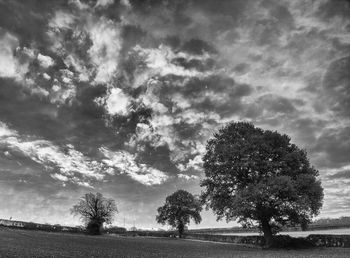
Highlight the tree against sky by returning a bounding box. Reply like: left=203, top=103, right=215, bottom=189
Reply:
left=156, top=190, right=202, bottom=238
left=201, top=122, right=324, bottom=247
left=71, top=192, right=117, bottom=235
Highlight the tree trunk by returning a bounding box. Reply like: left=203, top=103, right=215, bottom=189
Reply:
left=261, top=219, right=273, bottom=248
left=178, top=223, right=184, bottom=238
left=87, top=220, right=103, bottom=235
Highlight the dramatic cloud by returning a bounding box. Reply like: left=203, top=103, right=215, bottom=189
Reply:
left=0, top=0, right=349, bottom=228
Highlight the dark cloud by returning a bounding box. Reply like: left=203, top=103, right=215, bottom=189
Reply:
left=56, top=84, right=119, bottom=151
left=136, top=143, right=179, bottom=175
left=288, top=118, right=327, bottom=147
left=171, top=57, right=216, bottom=72
left=252, top=19, right=284, bottom=46
left=0, top=77, right=117, bottom=154
left=0, top=169, right=64, bottom=195
left=128, top=0, right=192, bottom=31
left=323, top=56, right=350, bottom=117
left=191, top=0, right=247, bottom=17
left=180, top=39, right=217, bottom=55
left=267, top=3, right=295, bottom=28
left=259, top=94, right=297, bottom=114
left=244, top=94, right=298, bottom=120
left=0, top=78, right=62, bottom=140
left=120, top=25, right=148, bottom=55
left=312, top=126, right=350, bottom=169
left=0, top=0, right=69, bottom=46
left=110, top=106, right=153, bottom=145
left=161, top=35, right=182, bottom=49
left=173, top=121, right=202, bottom=140
left=317, top=0, right=350, bottom=20
left=157, top=75, right=253, bottom=117
left=234, top=63, right=250, bottom=74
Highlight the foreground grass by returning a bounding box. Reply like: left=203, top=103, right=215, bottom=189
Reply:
left=0, top=228, right=349, bottom=258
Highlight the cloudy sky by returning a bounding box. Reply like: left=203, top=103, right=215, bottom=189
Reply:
left=0, top=0, right=349, bottom=229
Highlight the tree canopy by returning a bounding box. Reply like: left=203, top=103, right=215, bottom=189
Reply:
left=156, top=190, right=202, bottom=238
left=71, top=192, right=117, bottom=235
left=200, top=122, right=324, bottom=247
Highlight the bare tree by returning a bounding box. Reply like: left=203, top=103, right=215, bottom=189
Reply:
left=71, top=192, right=118, bottom=235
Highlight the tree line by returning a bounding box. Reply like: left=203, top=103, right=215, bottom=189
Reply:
left=72, top=122, right=324, bottom=248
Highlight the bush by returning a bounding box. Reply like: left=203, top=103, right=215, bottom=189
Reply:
left=268, top=235, right=315, bottom=249
left=104, top=227, right=127, bottom=234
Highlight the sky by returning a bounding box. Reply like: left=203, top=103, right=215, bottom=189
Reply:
left=0, top=0, right=349, bottom=230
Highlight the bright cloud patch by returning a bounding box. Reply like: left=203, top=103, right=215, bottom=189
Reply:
left=49, top=10, right=75, bottom=29
left=100, top=147, right=168, bottom=186
left=87, top=17, right=122, bottom=84
left=177, top=155, right=203, bottom=172
left=0, top=32, right=28, bottom=79
left=104, top=88, right=132, bottom=116
left=37, top=53, right=54, bottom=68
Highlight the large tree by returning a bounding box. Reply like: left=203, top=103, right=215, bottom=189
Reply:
left=156, top=190, right=202, bottom=238
left=71, top=192, right=117, bottom=235
left=201, top=122, right=323, bottom=247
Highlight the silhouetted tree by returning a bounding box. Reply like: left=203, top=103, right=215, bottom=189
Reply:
left=156, top=190, right=202, bottom=238
left=71, top=192, right=117, bottom=235
left=201, top=122, right=323, bottom=247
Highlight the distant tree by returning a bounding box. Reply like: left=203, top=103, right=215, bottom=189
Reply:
left=313, top=216, right=350, bottom=227
left=156, top=190, right=202, bottom=238
left=201, top=122, right=324, bottom=247
left=104, top=226, right=127, bottom=234
left=71, top=192, right=117, bottom=235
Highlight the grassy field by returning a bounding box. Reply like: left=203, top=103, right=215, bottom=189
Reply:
left=0, top=227, right=349, bottom=258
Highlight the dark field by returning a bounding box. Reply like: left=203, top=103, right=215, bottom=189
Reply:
left=0, top=228, right=349, bottom=258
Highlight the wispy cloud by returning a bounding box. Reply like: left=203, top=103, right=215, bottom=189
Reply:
left=100, top=147, right=168, bottom=186
left=0, top=121, right=103, bottom=186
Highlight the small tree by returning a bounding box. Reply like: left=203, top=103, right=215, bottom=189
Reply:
left=201, top=122, right=323, bottom=247
left=71, top=192, right=117, bottom=235
left=156, top=190, right=202, bottom=238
